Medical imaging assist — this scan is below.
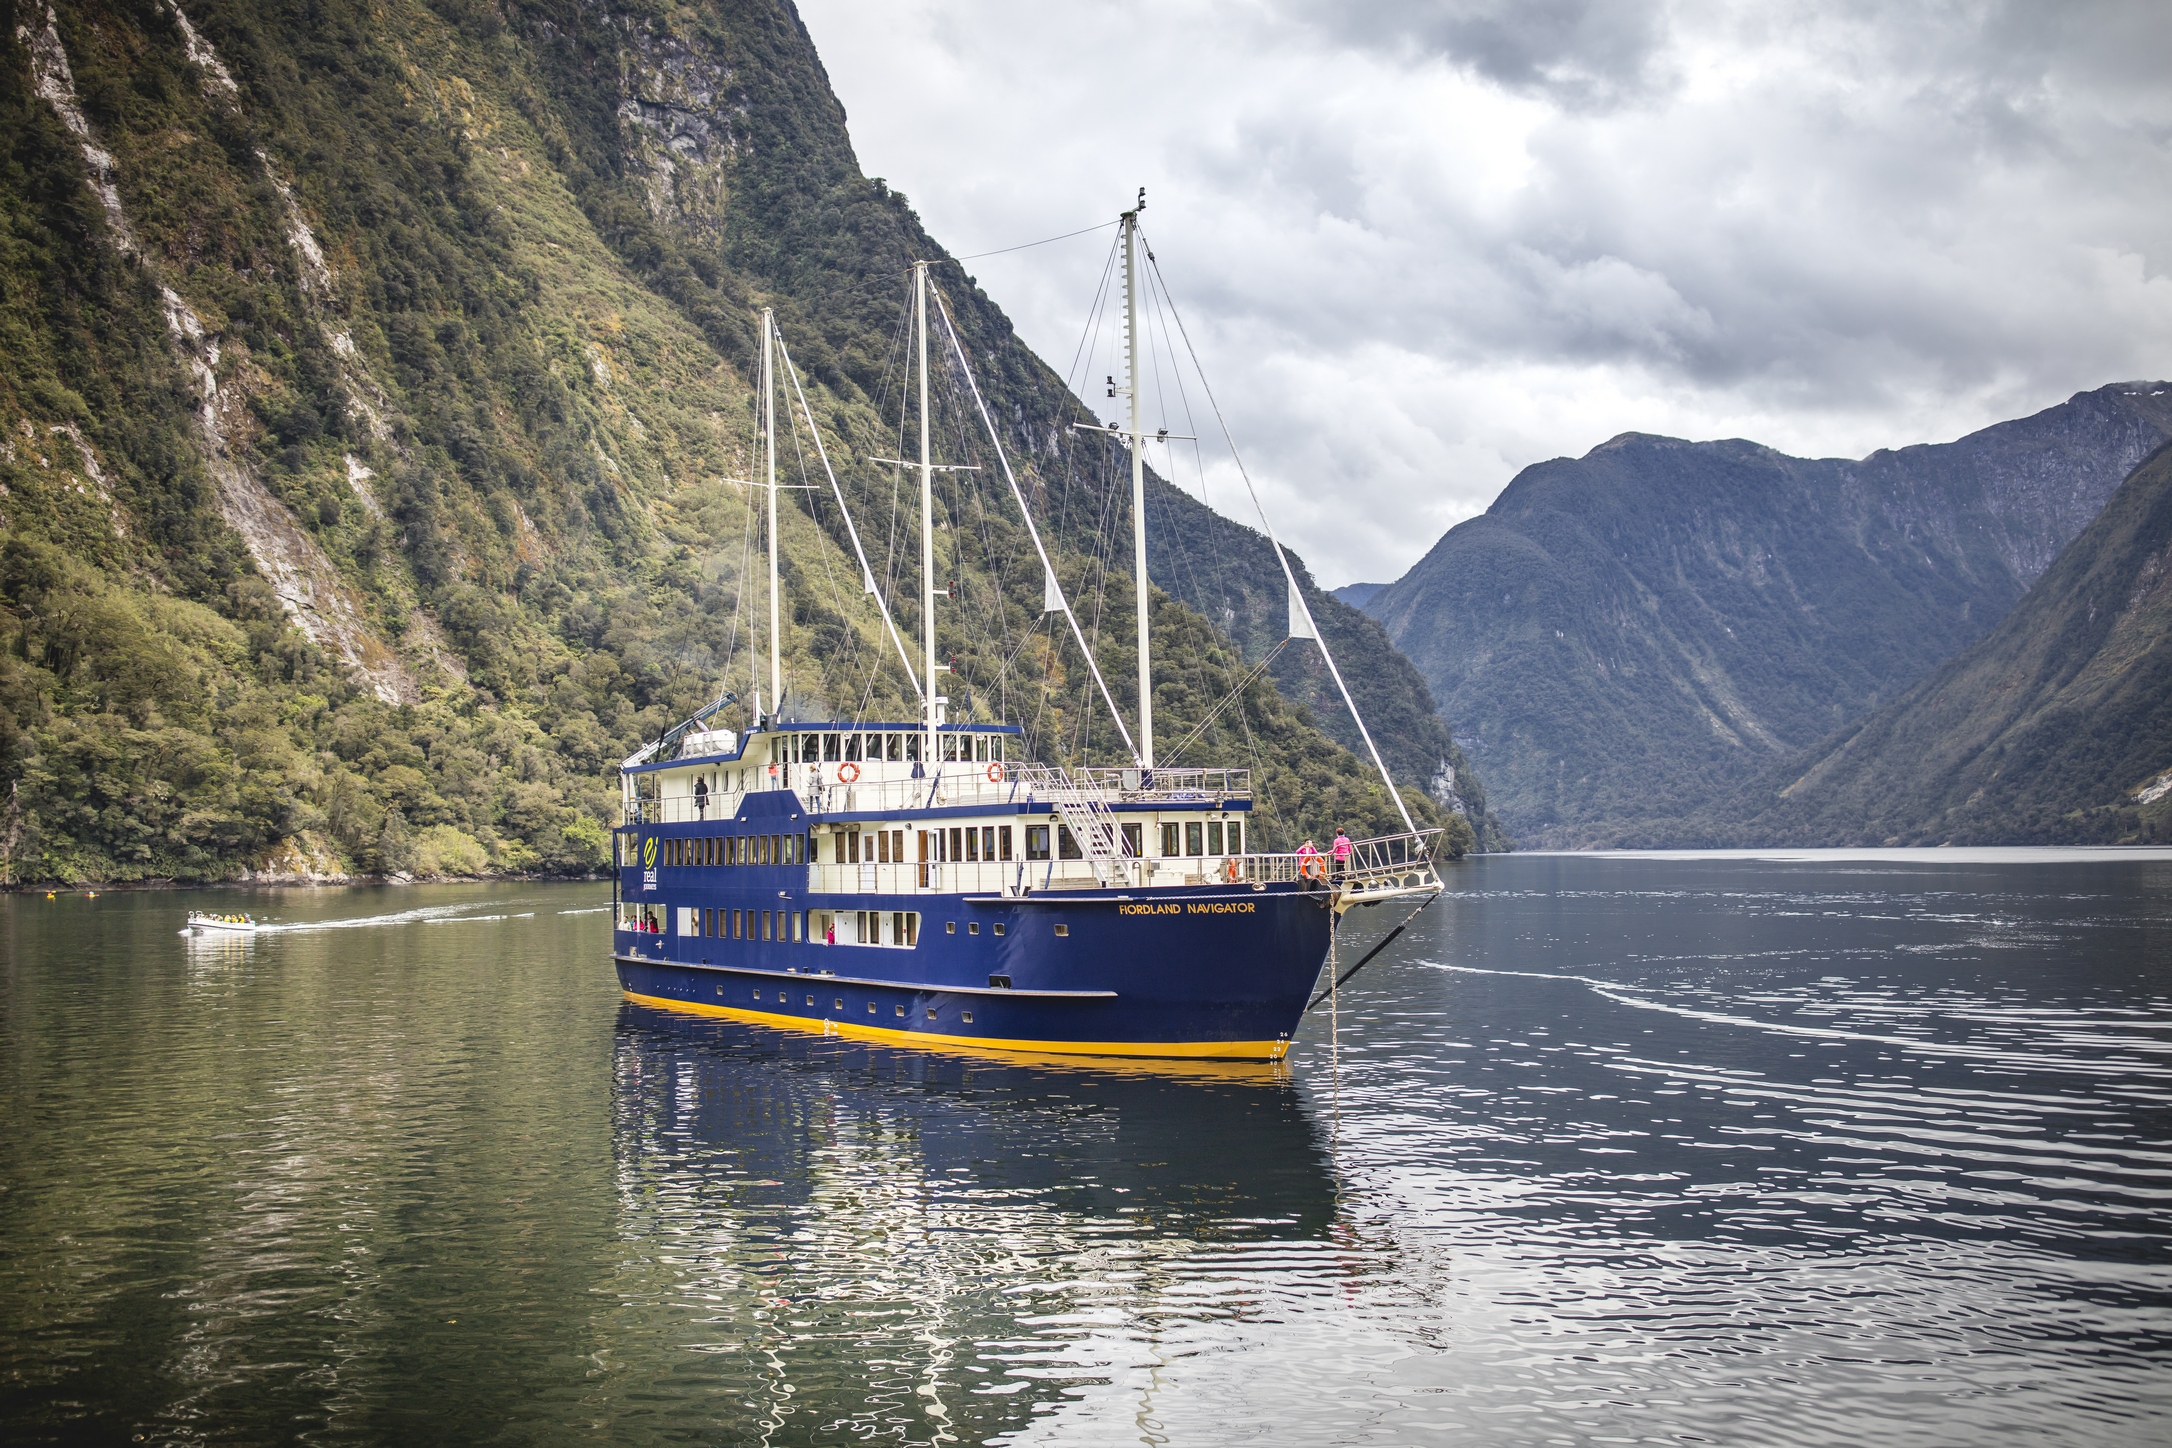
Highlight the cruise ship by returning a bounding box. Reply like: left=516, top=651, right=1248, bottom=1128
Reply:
left=614, top=199, right=1441, bottom=1060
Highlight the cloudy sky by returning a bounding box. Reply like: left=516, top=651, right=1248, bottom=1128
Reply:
left=796, top=0, right=2172, bottom=587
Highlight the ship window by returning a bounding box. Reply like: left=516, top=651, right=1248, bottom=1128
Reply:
left=975, top=735, right=989, bottom=762
left=946, top=733, right=963, bottom=762
left=962, top=1011, right=974, bottom=1024
left=825, top=732, right=843, bottom=762
left=900, top=912, right=918, bottom=946
left=948, top=827, right=963, bottom=861
left=868, top=1002, right=877, bottom=1014
left=905, top=734, right=922, bottom=762
left=927, top=1008, right=937, bottom=1021
left=762, top=910, right=773, bottom=941
left=1207, top=821, right=1224, bottom=854
left=848, top=831, right=859, bottom=865
left=968, top=922, right=980, bottom=935
left=795, top=912, right=806, bottom=942
left=993, top=923, right=1005, bottom=937
left=800, top=733, right=817, bottom=762
left=982, top=826, right=996, bottom=859
left=965, top=828, right=979, bottom=863
left=753, top=989, right=761, bottom=1000
left=835, top=998, right=843, bottom=1010
left=1186, top=822, right=1204, bottom=856
left=1025, top=825, right=1050, bottom=861
left=1058, top=825, right=1082, bottom=860
left=806, top=995, right=814, bottom=1007
left=1121, top=823, right=1141, bottom=857
left=1228, top=821, right=1243, bottom=854
left=999, top=826, right=1013, bottom=861
left=988, top=974, right=1010, bottom=989
left=1161, top=823, right=1180, bottom=856
left=896, top=1004, right=907, bottom=1017
left=1054, top=924, right=1069, bottom=937
left=946, top=921, right=957, bottom=934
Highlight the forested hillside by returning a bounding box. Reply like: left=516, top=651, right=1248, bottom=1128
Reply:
left=0, top=0, right=1474, bottom=884
left=1364, top=384, right=2172, bottom=846
left=1676, top=443, right=2172, bottom=846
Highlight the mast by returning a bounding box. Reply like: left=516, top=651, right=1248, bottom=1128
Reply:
left=916, top=261, right=938, bottom=766
left=1122, top=195, right=1153, bottom=767
left=762, top=308, right=782, bottom=721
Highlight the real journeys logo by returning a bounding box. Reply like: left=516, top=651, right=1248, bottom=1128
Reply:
left=642, top=834, right=658, bottom=891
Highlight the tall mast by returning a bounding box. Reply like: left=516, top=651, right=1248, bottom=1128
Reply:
left=915, top=262, right=938, bottom=765
left=1122, top=196, right=1153, bottom=767
left=762, top=308, right=782, bottom=721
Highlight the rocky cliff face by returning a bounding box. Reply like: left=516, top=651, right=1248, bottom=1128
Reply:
left=0, top=0, right=1478, bottom=882
left=1364, top=383, right=2172, bottom=845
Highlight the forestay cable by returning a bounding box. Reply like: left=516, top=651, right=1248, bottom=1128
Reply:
left=1139, top=227, right=1418, bottom=834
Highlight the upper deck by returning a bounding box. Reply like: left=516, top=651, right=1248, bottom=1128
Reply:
left=621, top=720, right=1252, bottom=827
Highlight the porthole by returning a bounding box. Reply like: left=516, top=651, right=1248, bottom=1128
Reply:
left=961, top=1011, right=974, bottom=1024
left=806, top=995, right=815, bottom=1007
left=968, top=922, right=980, bottom=935
left=834, top=998, right=843, bottom=1010
left=867, top=1002, right=877, bottom=1014
left=895, top=1004, right=907, bottom=1017
left=752, top=989, right=761, bottom=1000
left=993, top=923, right=1005, bottom=937
left=926, top=1008, right=937, bottom=1021
left=1054, top=924, right=1069, bottom=937
left=946, top=921, right=957, bottom=934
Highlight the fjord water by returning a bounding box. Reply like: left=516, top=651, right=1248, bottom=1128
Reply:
left=3, top=855, right=2168, bottom=1446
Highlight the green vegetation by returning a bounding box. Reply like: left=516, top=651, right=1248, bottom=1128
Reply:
left=0, top=0, right=1475, bottom=882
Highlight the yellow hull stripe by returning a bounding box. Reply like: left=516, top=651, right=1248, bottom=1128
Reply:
left=621, top=990, right=1291, bottom=1065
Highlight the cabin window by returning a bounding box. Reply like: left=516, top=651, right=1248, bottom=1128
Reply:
left=676, top=907, right=692, bottom=935
left=796, top=912, right=806, bottom=942
left=1054, top=924, right=1069, bottom=937
left=876, top=831, right=890, bottom=864
left=1161, top=823, right=1181, bottom=856
left=1025, top=825, right=1051, bottom=861
left=848, top=831, right=860, bottom=865
left=977, top=826, right=993, bottom=859
left=927, top=1008, right=937, bottom=1021
left=998, top=826, right=1013, bottom=861
left=965, top=829, right=979, bottom=863
left=993, top=923, right=1005, bottom=937
left=1120, top=823, right=1141, bottom=857
left=905, top=734, right=922, bottom=762
left=800, top=733, right=817, bottom=762
left=1058, top=825, right=1082, bottom=860
left=834, top=833, right=847, bottom=865
left=764, top=910, right=774, bottom=941
left=948, top=827, right=963, bottom=862
left=825, top=732, right=843, bottom=762
left=753, top=989, right=761, bottom=1001
left=835, top=998, right=844, bottom=1010
left=961, top=1010, right=974, bottom=1024
left=1228, top=821, right=1243, bottom=854
left=946, top=921, right=957, bottom=934
left=975, top=735, right=989, bottom=762
left=895, top=1004, right=907, bottom=1017
left=1186, top=822, right=1205, bottom=856
left=868, top=1002, right=877, bottom=1014
left=968, top=922, right=980, bottom=935
left=1207, top=821, right=1224, bottom=854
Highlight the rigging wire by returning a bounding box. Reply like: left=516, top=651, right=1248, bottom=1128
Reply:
left=950, top=218, right=1119, bottom=263
left=1137, top=224, right=1419, bottom=835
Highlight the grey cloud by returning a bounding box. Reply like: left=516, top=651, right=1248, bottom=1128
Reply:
left=1293, top=0, right=1672, bottom=109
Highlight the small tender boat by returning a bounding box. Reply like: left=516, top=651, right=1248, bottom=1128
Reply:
left=185, top=912, right=257, bottom=934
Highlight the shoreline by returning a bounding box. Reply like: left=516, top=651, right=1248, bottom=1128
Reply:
left=5, top=872, right=609, bottom=894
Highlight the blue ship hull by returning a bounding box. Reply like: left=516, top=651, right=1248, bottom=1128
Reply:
left=613, top=870, right=1333, bottom=1059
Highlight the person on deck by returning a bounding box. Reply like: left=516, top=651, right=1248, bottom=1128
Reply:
left=1331, top=830, right=1353, bottom=876
left=1296, top=838, right=1324, bottom=883
left=694, top=776, right=709, bottom=819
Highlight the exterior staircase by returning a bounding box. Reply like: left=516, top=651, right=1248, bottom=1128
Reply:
left=1013, top=764, right=1130, bottom=887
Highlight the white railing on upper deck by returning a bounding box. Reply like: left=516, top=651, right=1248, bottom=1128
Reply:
left=624, top=763, right=1255, bottom=826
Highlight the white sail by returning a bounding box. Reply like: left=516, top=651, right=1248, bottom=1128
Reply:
left=1043, top=565, right=1064, bottom=614
left=1288, top=578, right=1318, bottom=640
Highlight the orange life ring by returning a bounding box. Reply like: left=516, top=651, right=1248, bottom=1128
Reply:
left=1299, top=853, right=1328, bottom=882
left=1222, top=856, right=1241, bottom=883
left=837, top=761, right=861, bottom=783
left=986, top=761, right=1005, bottom=783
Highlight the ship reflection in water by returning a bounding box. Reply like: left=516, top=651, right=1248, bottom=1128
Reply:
left=603, top=1003, right=1342, bottom=1441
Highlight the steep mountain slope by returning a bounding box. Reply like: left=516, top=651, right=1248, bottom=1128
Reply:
left=1364, top=384, right=2172, bottom=845
left=1687, top=443, right=2172, bottom=845
left=0, top=0, right=1471, bottom=882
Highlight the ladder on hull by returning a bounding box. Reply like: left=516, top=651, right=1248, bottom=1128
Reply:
left=1015, top=764, right=1129, bottom=887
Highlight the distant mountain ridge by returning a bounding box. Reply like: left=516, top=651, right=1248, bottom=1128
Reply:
left=1680, top=441, right=2172, bottom=845
left=1363, top=383, right=2172, bottom=845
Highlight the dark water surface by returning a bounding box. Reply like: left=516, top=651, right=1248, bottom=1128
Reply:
left=4, top=853, right=2169, bottom=1445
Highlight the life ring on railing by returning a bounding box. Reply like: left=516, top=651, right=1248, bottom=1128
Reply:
left=1222, top=856, right=1241, bottom=883
left=986, top=761, right=1005, bottom=783
left=837, top=761, right=860, bottom=783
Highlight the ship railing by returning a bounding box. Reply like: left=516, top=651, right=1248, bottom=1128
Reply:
left=1069, top=766, right=1252, bottom=802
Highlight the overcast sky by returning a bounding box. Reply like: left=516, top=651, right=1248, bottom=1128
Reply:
left=796, top=0, right=2172, bottom=587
